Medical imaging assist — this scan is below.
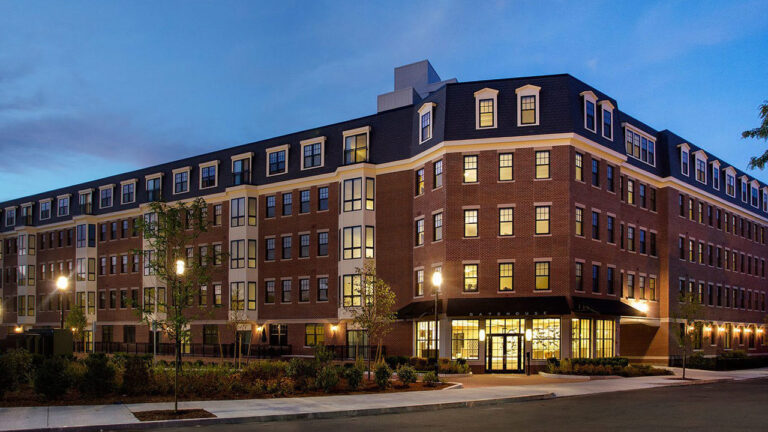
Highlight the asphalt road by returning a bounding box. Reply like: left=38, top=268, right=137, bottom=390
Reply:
left=129, top=378, right=768, bottom=432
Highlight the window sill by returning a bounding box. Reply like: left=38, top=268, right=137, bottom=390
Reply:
left=533, top=289, right=552, bottom=293
left=497, top=235, right=515, bottom=239
left=533, top=178, right=551, bottom=181
left=534, top=234, right=552, bottom=237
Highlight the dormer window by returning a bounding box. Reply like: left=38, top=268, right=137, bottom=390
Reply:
left=418, top=102, right=435, bottom=142
left=173, top=167, right=190, bottom=194
left=343, top=126, right=370, bottom=165
left=266, top=145, right=289, bottom=176
left=740, top=177, right=748, bottom=202
left=750, top=181, right=760, bottom=208
left=199, top=161, right=219, bottom=189
left=57, top=196, right=70, bottom=216
left=711, top=161, right=721, bottom=190
left=599, top=100, right=614, bottom=140
left=763, top=188, right=768, bottom=212
left=99, top=185, right=114, bottom=209
left=121, top=179, right=136, bottom=204
left=473, top=88, right=498, bottom=129
left=693, top=151, right=707, bottom=184
left=78, top=190, right=93, bottom=214
left=299, top=138, right=324, bottom=170
left=39, top=200, right=51, bottom=220
left=5, top=207, right=16, bottom=226
left=516, top=85, right=540, bottom=127
left=20, top=204, right=32, bottom=225
left=679, top=143, right=690, bottom=176
left=725, top=168, right=736, bottom=197
left=624, top=125, right=655, bottom=166
left=230, top=152, right=253, bottom=185
left=580, top=91, right=597, bottom=132
left=146, top=174, right=162, bottom=202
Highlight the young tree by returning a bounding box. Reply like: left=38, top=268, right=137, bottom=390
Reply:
left=672, top=292, right=704, bottom=380
left=346, top=262, right=397, bottom=373
left=64, top=305, right=87, bottom=353
left=226, top=307, right=251, bottom=369
left=742, top=100, right=768, bottom=169
left=134, top=197, right=216, bottom=413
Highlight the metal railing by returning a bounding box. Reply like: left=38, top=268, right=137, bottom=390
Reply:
left=325, top=345, right=385, bottom=361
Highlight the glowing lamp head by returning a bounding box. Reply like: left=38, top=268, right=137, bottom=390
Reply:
left=479, top=329, right=486, bottom=342
left=56, top=276, right=68, bottom=291
left=14, top=326, right=23, bottom=333
left=431, top=271, right=442, bottom=288
left=71, top=327, right=77, bottom=332
left=175, top=260, right=185, bottom=276
left=633, top=301, right=649, bottom=313
left=330, top=324, right=339, bottom=333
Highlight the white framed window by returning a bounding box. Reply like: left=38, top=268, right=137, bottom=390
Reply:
left=57, top=195, right=70, bottom=216
left=99, top=185, right=114, bottom=209
left=725, top=167, right=736, bottom=197
left=711, top=161, right=721, bottom=190
left=343, top=126, right=370, bottom=165
left=762, top=188, right=768, bottom=212
left=679, top=143, right=690, bottom=176
left=266, top=144, right=289, bottom=176
left=300, top=137, right=325, bottom=170
left=750, top=180, right=760, bottom=208
left=199, top=160, right=219, bottom=189
left=740, top=176, right=749, bottom=203
left=599, top=100, right=614, bottom=140
left=231, top=152, right=253, bottom=185
left=120, top=179, right=137, bottom=204
left=693, top=151, right=707, bottom=184
left=580, top=91, right=597, bottom=132
left=418, top=102, right=435, bottom=142
left=145, top=173, right=163, bottom=202
left=474, top=88, right=498, bottom=129
left=515, top=84, right=540, bottom=127
left=170, top=167, right=189, bottom=195
left=5, top=207, right=16, bottom=226
left=39, top=199, right=52, bottom=220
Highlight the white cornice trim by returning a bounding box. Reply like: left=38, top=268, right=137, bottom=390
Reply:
left=172, top=166, right=191, bottom=174
left=621, top=123, right=656, bottom=142
left=120, top=178, right=137, bottom=185
left=98, top=184, right=115, bottom=190
left=231, top=151, right=254, bottom=161
left=342, top=126, right=371, bottom=138
left=598, top=100, right=615, bottom=110
left=473, top=88, right=499, bottom=98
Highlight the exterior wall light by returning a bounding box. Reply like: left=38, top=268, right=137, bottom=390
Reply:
left=331, top=324, right=339, bottom=333
left=525, top=328, right=532, bottom=342
left=175, top=260, right=185, bottom=276
left=479, top=329, right=486, bottom=342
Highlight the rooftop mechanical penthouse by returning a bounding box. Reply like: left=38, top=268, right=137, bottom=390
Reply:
left=1, top=60, right=767, bottom=371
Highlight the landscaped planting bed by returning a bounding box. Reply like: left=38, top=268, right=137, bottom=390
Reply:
left=546, top=357, right=673, bottom=377
left=0, top=348, right=446, bottom=407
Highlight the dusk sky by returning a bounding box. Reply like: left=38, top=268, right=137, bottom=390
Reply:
left=1, top=0, right=767, bottom=201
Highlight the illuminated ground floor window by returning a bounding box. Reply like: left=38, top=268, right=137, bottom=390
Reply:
left=451, top=320, right=479, bottom=360
left=595, top=319, right=615, bottom=357
left=532, top=318, right=560, bottom=360
left=572, top=318, right=592, bottom=358
left=416, top=321, right=439, bottom=358
left=487, top=318, right=523, bottom=335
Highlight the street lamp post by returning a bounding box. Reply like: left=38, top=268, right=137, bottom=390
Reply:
left=431, top=271, right=442, bottom=375
left=56, top=276, right=69, bottom=329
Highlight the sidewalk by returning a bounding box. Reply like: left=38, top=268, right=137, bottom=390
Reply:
left=1, top=367, right=766, bottom=432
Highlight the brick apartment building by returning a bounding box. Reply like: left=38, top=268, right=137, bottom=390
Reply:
left=1, top=60, right=767, bottom=372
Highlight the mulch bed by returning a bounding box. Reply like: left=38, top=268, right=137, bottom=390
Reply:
left=133, top=409, right=215, bottom=421
left=0, top=381, right=447, bottom=408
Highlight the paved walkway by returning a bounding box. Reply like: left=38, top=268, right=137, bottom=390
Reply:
left=1, top=367, right=766, bottom=431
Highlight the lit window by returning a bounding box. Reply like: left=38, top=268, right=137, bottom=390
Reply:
left=499, top=263, right=514, bottom=291
left=535, top=151, right=550, bottom=179
left=343, top=178, right=362, bottom=212
left=520, top=95, right=537, bottom=125
left=499, top=208, right=514, bottom=236
left=695, top=158, right=706, bottom=183
left=342, top=226, right=362, bottom=259
left=575, top=207, right=584, bottom=236
left=366, top=178, right=375, bottom=210
left=415, top=219, right=424, bottom=246
left=531, top=318, right=560, bottom=359
left=595, top=320, right=615, bottom=357
left=575, top=153, right=583, bottom=181
left=499, top=153, right=514, bottom=181
left=463, top=155, right=478, bottom=183
left=416, top=321, right=438, bottom=358
left=342, top=274, right=362, bottom=307
left=535, top=206, right=550, bottom=235
left=451, top=320, right=479, bottom=360
left=464, top=209, right=478, bottom=237
left=415, top=169, right=425, bottom=195
left=415, top=269, right=424, bottom=296
left=572, top=318, right=592, bottom=358
left=478, top=99, right=494, bottom=128
left=463, top=264, right=478, bottom=292
left=365, top=226, right=374, bottom=258
left=305, top=324, right=324, bottom=346
left=344, top=133, right=368, bottom=164
left=535, top=261, right=550, bottom=290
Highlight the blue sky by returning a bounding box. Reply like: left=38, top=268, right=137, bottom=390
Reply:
left=1, top=0, right=767, bottom=201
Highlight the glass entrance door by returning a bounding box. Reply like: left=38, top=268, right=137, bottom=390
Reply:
left=486, top=334, right=523, bottom=372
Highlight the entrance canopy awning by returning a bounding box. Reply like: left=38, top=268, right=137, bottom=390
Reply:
left=397, top=296, right=647, bottom=320
left=396, top=300, right=443, bottom=320
left=445, top=296, right=570, bottom=317
left=572, top=296, right=645, bottom=317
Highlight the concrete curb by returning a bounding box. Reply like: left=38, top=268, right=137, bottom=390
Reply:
left=11, top=392, right=555, bottom=432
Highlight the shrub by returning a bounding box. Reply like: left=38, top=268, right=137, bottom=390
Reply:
left=422, top=371, right=441, bottom=387
left=386, top=356, right=410, bottom=369
left=121, top=355, right=151, bottom=395
left=409, top=357, right=429, bottom=371
left=1, top=349, right=34, bottom=390
left=314, top=344, right=335, bottom=365
left=34, top=356, right=71, bottom=399
left=80, top=353, right=116, bottom=396
left=315, top=366, right=340, bottom=393
left=344, top=366, right=364, bottom=390
left=396, top=364, right=417, bottom=386
left=374, top=363, right=392, bottom=390
left=241, top=360, right=288, bottom=381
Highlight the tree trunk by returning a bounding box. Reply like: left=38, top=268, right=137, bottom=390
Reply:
left=174, top=337, right=181, bottom=413
left=682, top=351, right=686, bottom=380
